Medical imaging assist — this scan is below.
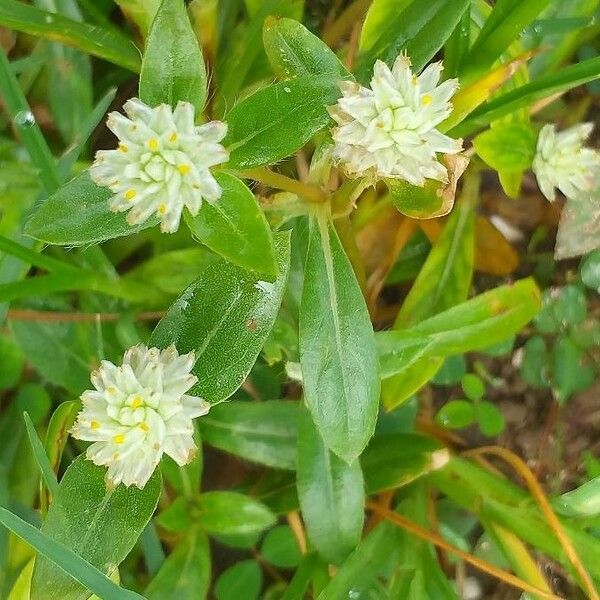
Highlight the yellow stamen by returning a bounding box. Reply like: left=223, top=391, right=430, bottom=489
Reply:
left=139, top=422, right=149, bottom=432
left=91, top=420, right=100, bottom=430
left=158, top=203, right=167, bottom=215
left=118, top=143, right=128, bottom=153
left=107, top=386, right=117, bottom=395
left=131, top=395, right=143, bottom=408
left=148, top=138, right=159, bottom=151
left=178, top=164, right=190, bottom=175
left=125, top=189, right=137, bottom=201
left=113, top=434, right=125, bottom=444
left=169, top=132, right=178, bottom=142
left=412, top=75, right=418, bottom=85
left=421, top=94, right=433, bottom=106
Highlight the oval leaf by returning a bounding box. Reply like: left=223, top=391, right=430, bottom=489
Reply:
left=139, top=0, right=207, bottom=111
left=150, top=232, right=290, bottom=404
left=197, top=491, right=276, bottom=536
left=24, top=171, right=157, bottom=246
left=199, top=400, right=299, bottom=470
left=31, top=455, right=161, bottom=600
left=263, top=17, right=351, bottom=80
left=299, top=216, right=380, bottom=462
left=224, top=76, right=340, bottom=170
left=185, top=173, right=277, bottom=278
left=296, top=410, right=364, bottom=565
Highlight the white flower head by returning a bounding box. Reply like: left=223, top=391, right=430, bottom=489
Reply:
left=532, top=123, right=600, bottom=202
left=90, top=98, right=229, bottom=233
left=71, top=344, right=210, bottom=489
left=328, top=54, right=462, bottom=186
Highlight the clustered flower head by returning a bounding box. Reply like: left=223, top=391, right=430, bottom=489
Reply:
left=90, top=99, right=228, bottom=233
left=328, top=54, right=463, bottom=186
left=71, top=344, right=210, bottom=489
left=532, top=123, right=600, bottom=202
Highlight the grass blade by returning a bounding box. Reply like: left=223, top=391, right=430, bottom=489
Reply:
left=0, top=0, right=141, bottom=72
left=0, top=506, right=145, bottom=600
left=23, top=412, right=59, bottom=500
left=0, top=49, right=60, bottom=193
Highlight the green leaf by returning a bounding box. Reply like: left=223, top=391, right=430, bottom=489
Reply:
left=461, top=374, right=485, bottom=401
left=139, top=0, right=207, bottom=112
left=357, top=0, right=470, bottom=75
left=261, top=526, right=302, bottom=568
left=535, top=284, right=587, bottom=333
left=215, top=560, right=262, bottom=600
left=150, top=232, right=290, bottom=404
left=296, top=410, right=364, bottom=565
left=24, top=171, right=157, bottom=246
left=145, top=530, right=210, bottom=600
left=476, top=401, right=505, bottom=437
left=199, top=400, right=299, bottom=470
left=0, top=509, right=144, bottom=600
left=552, top=334, right=595, bottom=404
left=197, top=491, right=276, bottom=536
left=463, top=0, right=551, bottom=78
left=387, top=155, right=469, bottom=220
left=0, top=0, right=141, bottom=72
left=436, top=400, right=476, bottom=429
left=456, top=57, right=600, bottom=135
left=185, top=173, right=277, bottom=278
left=378, top=279, right=541, bottom=379
left=45, top=401, right=79, bottom=473
left=300, top=215, right=379, bottom=462
left=263, top=17, right=351, bottom=80
left=581, top=249, right=600, bottom=292
left=520, top=336, right=550, bottom=388
left=473, top=121, right=537, bottom=197
left=316, top=523, right=398, bottom=599
left=361, top=434, right=443, bottom=494
left=558, top=477, right=600, bottom=517
left=224, top=76, right=340, bottom=170
left=23, top=412, right=59, bottom=498
left=31, top=455, right=161, bottom=600
left=473, top=122, right=537, bottom=173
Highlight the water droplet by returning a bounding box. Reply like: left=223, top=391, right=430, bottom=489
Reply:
left=348, top=589, right=361, bottom=599
left=283, top=86, right=291, bottom=93
left=14, top=111, right=35, bottom=128
left=45, top=14, right=53, bottom=23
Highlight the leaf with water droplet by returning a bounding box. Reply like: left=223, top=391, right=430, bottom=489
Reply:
left=150, top=232, right=291, bottom=404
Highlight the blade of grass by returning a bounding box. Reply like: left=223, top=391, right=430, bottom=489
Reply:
left=23, top=412, right=59, bottom=500
left=0, top=49, right=60, bottom=194
left=0, top=0, right=141, bottom=72
left=454, top=56, right=600, bottom=135
left=0, top=507, right=145, bottom=600
left=0, top=235, right=78, bottom=273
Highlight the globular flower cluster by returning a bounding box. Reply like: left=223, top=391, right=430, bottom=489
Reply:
left=532, top=123, right=600, bottom=202
left=91, top=99, right=228, bottom=233
left=71, top=344, right=210, bottom=489
left=328, top=54, right=462, bottom=186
